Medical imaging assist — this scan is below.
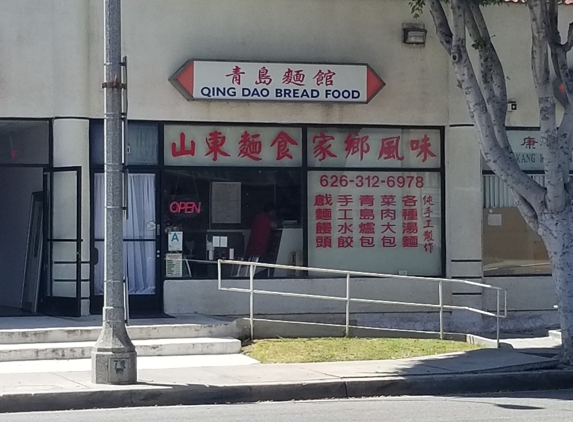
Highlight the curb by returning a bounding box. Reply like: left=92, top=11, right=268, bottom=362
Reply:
left=1, top=369, right=572, bottom=414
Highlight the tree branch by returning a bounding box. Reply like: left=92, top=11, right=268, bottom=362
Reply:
left=529, top=0, right=569, bottom=212
left=467, top=1, right=508, bottom=112
left=427, top=0, right=452, bottom=53
left=547, top=0, right=573, bottom=105
left=464, top=2, right=511, bottom=155
left=514, top=192, right=540, bottom=234
left=446, top=0, right=545, bottom=210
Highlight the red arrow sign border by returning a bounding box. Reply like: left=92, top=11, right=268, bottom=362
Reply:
left=169, top=60, right=385, bottom=104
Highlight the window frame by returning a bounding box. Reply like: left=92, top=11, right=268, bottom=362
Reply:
left=90, top=120, right=446, bottom=281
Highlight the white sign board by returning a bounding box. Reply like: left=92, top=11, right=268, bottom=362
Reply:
left=164, top=125, right=302, bottom=166
left=170, top=60, right=385, bottom=103
left=482, top=129, right=573, bottom=171
left=308, top=171, right=442, bottom=276
left=168, top=231, right=183, bottom=252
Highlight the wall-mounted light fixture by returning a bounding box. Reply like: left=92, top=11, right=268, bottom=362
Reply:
left=403, top=23, right=427, bottom=46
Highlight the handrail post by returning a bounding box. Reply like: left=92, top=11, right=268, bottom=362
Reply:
left=496, top=289, right=501, bottom=348
left=439, top=280, right=443, bottom=340
left=345, top=273, right=350, bottom=338
left=504, top=289, right=508, bottom=317
left=249, top=264, right=255, bottom=340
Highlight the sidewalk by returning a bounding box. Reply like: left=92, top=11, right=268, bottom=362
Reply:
left=0, top=346, right=571, bottom=414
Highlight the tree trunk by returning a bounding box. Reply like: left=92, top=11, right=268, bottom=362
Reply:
left=538, top=209, right=573, bottom=364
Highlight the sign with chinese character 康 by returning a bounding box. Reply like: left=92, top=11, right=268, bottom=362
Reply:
left=170, top=60, right=385, bottom=104
left=308, top=171, right=442, bottom=275
left=164, top=125, right=303, bottom=167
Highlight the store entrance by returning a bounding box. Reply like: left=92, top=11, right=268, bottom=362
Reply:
left=0, top=120, right=51, bottom=316
left=0, top=167, right=44, bottom=316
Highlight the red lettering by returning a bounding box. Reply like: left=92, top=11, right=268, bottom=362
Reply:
left=337, top=236, right=353, bottom=248
left=337, top=194, right=353, bottom=207
left=402, top=236, right=418, bottom=248
left=344, top=133, right=370, bottom=161
left=238, top=131, right=263, bottom=161
left=378, top=136, right=404, bottom=161
left=172, top=133, right=196, bottom=157
left=402, top=195, right=418, bottom=207
left=282, top=68, right=306, bottom=86
left=410, top=134, right=437, bottom=163
left=205, top=131, right=230, bottom=161
left=169, top=201, right=202, bottom=215
left=226, top=65, right=245, bottom=85
left=270, top=131, right=298, bottom=161
left=359, top=222, right=376, bottom=234
left=381, top=236, right=396, bottom=248
left=402, top=209, right=418, bottom=221
left=312, top=133, right=337, bottom=162
left=314, top=194, right=333, bottom=207
left=316, top=236, right=332, bottom=248
left=359, top=195, right=374, bottom=207
left=360, top=236, right=375, bottom=248
left=255, top=66, right=273, bottom=85
left=313, top=69, right=336, bottom=86
left=381, top=222, right=396, bottom=234
left=337, top=223, right=353, bottom=234
left=316, top=222, right=332, bottom=234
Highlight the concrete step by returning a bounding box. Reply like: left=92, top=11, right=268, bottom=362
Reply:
left=0, top=319, right=244, bottom=344
left=0, top=337, right=242, bottom=362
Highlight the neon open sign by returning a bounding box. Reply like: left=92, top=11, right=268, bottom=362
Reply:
left=168, top=196, right=202, bottom=217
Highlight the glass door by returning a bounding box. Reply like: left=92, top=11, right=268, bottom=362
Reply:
left=42, top=167, right=82, bottom=316
left=92, top=172, right=160, bottom=314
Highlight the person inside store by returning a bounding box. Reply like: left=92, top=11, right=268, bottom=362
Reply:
left=245, top=201, right=277, bottom=278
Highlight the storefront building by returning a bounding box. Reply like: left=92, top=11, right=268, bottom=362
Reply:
left=0, top=0, right=565, bottom=332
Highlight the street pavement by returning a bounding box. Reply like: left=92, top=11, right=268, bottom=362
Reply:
left=3, top=391, right=573, bottom=422
left=0, top=346, right=571, bottom=414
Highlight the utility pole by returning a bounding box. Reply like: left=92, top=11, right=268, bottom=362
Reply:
left=92, top=0, right=137, bottom=385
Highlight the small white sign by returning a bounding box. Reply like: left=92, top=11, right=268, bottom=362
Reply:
left=488, top=214, right=503, bottom=226
left=166, top=253, right=183, bottom=277
left=168, top=231, right=183, bottom=252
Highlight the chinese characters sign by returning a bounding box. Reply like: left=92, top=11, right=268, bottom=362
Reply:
left=170, top=60, right=385, bottom=103
left=164, top=125, right=302, bottom=166
left=482, top=130, right=573, bottom=171
left=308, top=128, right=441, bottom=168
left=308, top=171, right=442, bottom=275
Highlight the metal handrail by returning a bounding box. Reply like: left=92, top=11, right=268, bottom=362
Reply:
left=217, top=259, right=508, bottom=347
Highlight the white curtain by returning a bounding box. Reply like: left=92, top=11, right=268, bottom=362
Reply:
left=483, top=174, right=546, bottom=208
left=94, top=173, right=156, bottom=295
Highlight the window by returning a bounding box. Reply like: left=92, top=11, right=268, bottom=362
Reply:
left=163, top=124, right=303, bottom=279
left=90, top=121, right=159, bottom=295
left=482, top=130, right=550, bottom=276
left=0, top=120, right=49, bottom=165
left=307, top=127, right=443, bottom=276
left=90, top=122, right=159, bottom=165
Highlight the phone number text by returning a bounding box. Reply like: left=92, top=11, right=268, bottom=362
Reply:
left=319, top=174, right=424, bottom=189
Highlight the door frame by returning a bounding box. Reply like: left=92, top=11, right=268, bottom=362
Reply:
left=89, top=169, right=162, bottom=315
left=41, top=166, right=82, bottom=317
